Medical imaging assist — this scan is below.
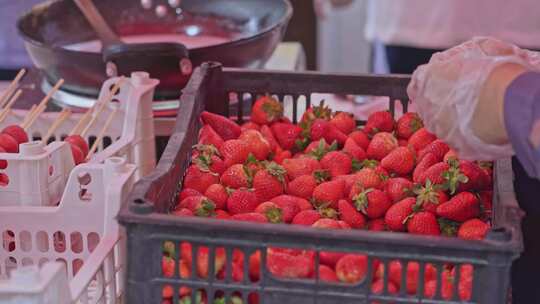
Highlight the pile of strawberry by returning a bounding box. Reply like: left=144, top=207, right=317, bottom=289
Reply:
left=163, top=96, right=493, bottom=303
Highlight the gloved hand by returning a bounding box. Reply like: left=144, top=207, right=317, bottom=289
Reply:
left=407, top=37, right=537, bottom=160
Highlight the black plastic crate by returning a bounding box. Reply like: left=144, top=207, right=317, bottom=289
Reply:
left=119, top=62, right=523, bottom=304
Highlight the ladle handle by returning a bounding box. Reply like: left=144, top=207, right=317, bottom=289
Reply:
left=74, top=0, right=122, bottom=48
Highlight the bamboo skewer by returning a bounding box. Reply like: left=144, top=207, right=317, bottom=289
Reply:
left=22, top=79, right=64, bottom=130
left=0, top=89, right=23, bottom=123
left=86, top=108, right=117, bottom=159
left=69, top=109, right=93, bottom=136
left=0, top=69, right=25, bottom=108
left=21, top=105, right=37, bottom=127
left=42, top=109, right=72, bottom=143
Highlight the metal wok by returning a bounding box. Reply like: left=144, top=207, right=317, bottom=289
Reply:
left=17, top=0, right=292, bottom=99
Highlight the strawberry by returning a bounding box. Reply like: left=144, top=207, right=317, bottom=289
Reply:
left=320, top=151, right=352, bottom=177
left=269, top=195, right=302, bottom=223
left=443, top=149, right=458, bottom=162
left=419, top=162, right=450, bottom=185
left=436, top=192, right=480, bottom=222
left=266, top=248, right=314, bottom=279
left=260, top=125, right=279, bottom=151
left=371, top=279, right=398, bottom=296
left=188, top=246, right=226, bottom=279
left=306, top=139, right=339, bottom=161
left=342, top=138, right=367, bottom=161
left=312, top=179, right=346, bottom=209
left=349, top=130, right=370, bottom=150
left=381, top=146, right=415, bottom=175
left=418, top=139, right=449, bottom=162
left=220, top=139, right=250, bottom=167
left=199, top=125, right=225, bottom=149
left=162, top=256, right=175, bottom=277
left=300, top=102, right=332, bottom=123
left=287, top=174, right=317, bottom=199
left=273, top=148, right=291, bottom=165
left=291, top=196, right=313, bottom=211
left=364, top=111, right=394, bottom=136
left=255, top=201, right=283, bottom=223
left=330, top=112, right=356, bottom=135
left=239, top=130, right=271, bottom=160
left=338, top=199, right=366, bottom=228
left=352, top=188, right=392, bottom=219
left=413, top=180, right=449, bottom=214
left=396, top=112, right=423, bottom=139
left=367, top=218, right=386, bottom=231
left=398, top=139, right=408, bottom=147
left=178, top=196, right=216, bottom=217
left=292, top=210, right=321, bottom=225
left=384, top=177, right=413, bottom=203
left=241, top=122, right=260, bottom=131
left=383, top=261, right=437, bottom=295
left=173, top=207, right=193, bottom=217
left=253, top=162, right=286, bottom=202
left=478, top=190, right=493, bottom=219
left=214, top=209, right=231, bottom=220
left=318, top=265, right=339, bottom=282
left=444, top=160, right=486, bottom=194
left=204, top=184, right=228, bottom=210
left=251, top=96, right=284, bottom=125
left=179, top=188, right=202, bottom=202
left=458, top=218, right=490, bottom=240
left=406, top=211, right=441, bottom=235
left=310, top=119, right=348, bottom=146
left=384, top=197, right=416, bottom=231
left=412, top=152, right=439, bottom=183
left=201, top=111, right=241, bottom=140
left=312, top=218, right=341, bottom=229
left=227, top=188, right=259, bottom=215
left=425, top=267, right=472, bottom=301
left=231, top=213, right=268, bottom=223
left=309, top=119, right=330, bottom=141
left=282, top=157, right=321, bottom=180
left=220, top=164, right=252, bottom=189
left=366, top=132, right=398, bottom=160
left=192, top=153, right=226, bottom=175
left=271, top=122, right=302, bottom=151
left=335, top=254, right=369, bottom=283
left=408, top=128, right=436, bottom=152
left=332, top=174, right=360, bottom=195
left=354, top=167, right=384, bottom=190
left=183, top=165, right=219, bottom=193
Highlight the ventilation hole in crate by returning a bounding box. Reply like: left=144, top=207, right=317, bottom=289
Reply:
left=56, top=258, right=68, bottom=276
left=38, top=258, right=48, bottom=267
left=180, top=289, right=206, bottom=304
left=265, top=247, right=317, bottom=282
left=60, top=134, right=68, bottom=141
left=111, top=98, right=120, bottom=104
left=162, top=255, right=175, bottom=278
left=77, top=172, right=92, bottom=186
left=295, top=95, right=307, bottom=123
left=36, top=231, right=49, bottom=252
left=88, top=136, right=97, bottom=150
left=0, top=158, right=7, bottom=170
left=5, top=257, right=17, bottom=274
left=21, top=257, right=33, bottom=266
left=0, top=173, right=9, bottom=187
left=2, top=230, right=15, bottom=252
left=53, top=231, right=66, bottom=253
left=229, top=249, right=260, bottom=283
left=19, top=231, right=32, bottom=252
left=103, top=136, right=112, bottom=149
left=70, top=232, right=83, bottom=254
left=380, top=260, right=439, bottom=295
left=79, top=188, right=92, bottom=201
left=73, top=258, right=84, bottom=276
left=49, top=165, right=54, bottom=176
left=163, top=241, right=176, bottom=258
left=47, top=136, right=56, bottom=144
left=87, top=232, right=100, bottom=253
left=162, top=284, right=174, bottom=302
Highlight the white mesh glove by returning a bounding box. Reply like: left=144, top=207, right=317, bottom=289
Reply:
left=407, top=37, right=539, bottom=160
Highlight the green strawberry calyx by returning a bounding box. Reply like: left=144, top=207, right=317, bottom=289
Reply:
left=261, top=96, right=284, bottom=120
left=413, top=179, right=441, bottom=209
left=442, top=164, right=469, bottom=195
left=313, top=169, right=331, bottom=184
left=353, top=188, right=374, bottom=215
left=264, top=206, right=284, bottom=224
left=438, top=218, right=460, bottom=237
left=193, top=154, right=219, bottom=176
left=316, top=204, right=338, bottom=219
left=264, top=161, right=287, bottom=185
left=193, top=144, right=220, bottom=157
left=195, top=198, right=216, bottom=217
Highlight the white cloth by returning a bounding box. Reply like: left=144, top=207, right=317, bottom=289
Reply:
left=365, top=0, right=540, bottom=49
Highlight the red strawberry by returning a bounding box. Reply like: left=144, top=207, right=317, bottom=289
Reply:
left=320, top=151, right=352, bottom=177
left=287, top=174, right=317, bottom=199
left=406, top=211, right=441, bottom=235
left=201, top=111, right=241, bottom=140
left=255, top=201, right=283, bottom=223
left=343, top=138, right=367, bottom=161
left=292, top=210, right=321, bottom=225
left=396, top=112, right=423, bottom=139
left=227, top=189, right=258, bottom=215
left=414, top=180, right=449, bottom=214
left=313, top=119, right=348, bottom=146
left=445, top=160, right=486, bottom=194
left=300, top=102, right=332, bottom=123
left=269, top=195, right=302, bottom=223
left=309, top=119, right=330, bottom=142
left=172, top=208, right=194, bottom=216
left=418, top=139, right=450, bottom=162
left=413, top=152, right=439, bottom=183
left=282, top=157, right=321, bottom=180
left=178, top=196, right=216, bottom=217
left=398, top=139, right=408, bottom=146
left=354, top=167, right=384, bottom=190
left=318, top=265, right=339, bottom=282
left=312, top=179, right=346, bottom=209
left=332, top=174, right=360, bottom=195
left=266, top=248, right=314, bottom=279
left=179, top=188, right=201, bottom=201
left=241, top=122, right=260, bottom=131
left=381, top=146, right=415, bottom=175
left=384, top=177, right=414, bottom=203
left=351, top=188, right=391, bottom=219
left=162, top=256, right=175, bottom=277
left=231, top=212, right=268, bottom=223
left=204, top=184, right=228, bottom=210
left=338, top=199, right=366, bottom=228
left=383, top=261, right=437, bottom=295
left=443, top=149, right=458, bottom=162
left=335, top=254, right=369, bottom=283
left=304, top=138, right=329, bottom=154
left=385, top=197, right=416, bottom=231
left=425, top=267, right=472, bottom=301
left=478, top=190, right=493, bottom=219
left=192, top=153, right=226, bottom=175
left=312, top=218, right=341, bottom=229
left=367, top=218, right=386, bottom=231
left=436, top=192, right=480, bottom=222
left=183, top=165, right=219, bottom=194
left=366, top=132, right=398, bottom=160
left=239, top=130, right=271, bottom=160
left=408, top=128, right=436, bottom=152
left=364, top=111, right=394, bottom=136
left=253, top=162, right=286, bottom=203
left=214, top=209, right=231, bottom=220
left=220, top=164, right=252, bottom=189
left=330, top=112, right=356, bottom=135
left=458, top=219, right=490, bottom=240
left=271, top=122, right=302, bottom=151
left=293, top=196, right=314, bottom=211
left=220, top=139, right=250, bottom=167
left=251, top=96, right=284, bottom=125
left=273, top=148, right=291, bottom=165
left=371, top=279, right=398, bottom=296
left=349, top=130, right=370, bottom=150
left=419, top=162, right=450, bottom=185
left=260, top=125, right=279, bottom=150
left=199, top=125, right=225, bottom=149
